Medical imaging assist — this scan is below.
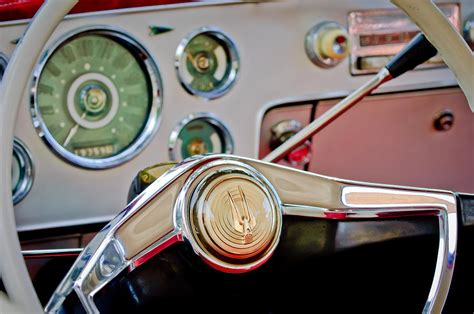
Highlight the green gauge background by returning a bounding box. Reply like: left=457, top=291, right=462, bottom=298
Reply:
left=169, top=114, right=234, bottom=160
left=32, top=28, right=162, bottom=168
left=176, top=27, right=239, bottom=99
left=179, top=119, right=222, bottom=159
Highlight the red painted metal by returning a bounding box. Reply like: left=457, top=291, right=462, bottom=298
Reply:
left=0, top=0, right=199, bottom=22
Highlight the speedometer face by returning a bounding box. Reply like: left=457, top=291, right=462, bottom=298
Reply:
left=176, top=27, right=239, bottom=99
left=32, top=29, right=162, bottom=169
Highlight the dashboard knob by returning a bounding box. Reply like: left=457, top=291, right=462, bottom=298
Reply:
left=305, top=21, right=351, bottom=68
left=270, top=120, right=312, bottom=167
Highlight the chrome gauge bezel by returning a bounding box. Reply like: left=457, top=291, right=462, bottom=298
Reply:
left=168, top=112, right=234, bottom=160
left=0, top=52, right=8, bottom=82
left=12, top=138, right=34, bottom=205
left=30, top=26, right=163, bottom=169
left=175, top=26, right=239, bottom=99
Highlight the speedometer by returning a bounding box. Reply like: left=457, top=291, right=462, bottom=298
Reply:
left=31, top=28, right=162, bottom=169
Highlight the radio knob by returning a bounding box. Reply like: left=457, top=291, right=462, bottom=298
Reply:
left=305, top=21, right=351, bottom=68
left=270, top=120, right=312, bottom=167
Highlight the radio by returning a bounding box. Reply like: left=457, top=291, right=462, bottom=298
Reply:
left=348, top=3, right=460, bottom=75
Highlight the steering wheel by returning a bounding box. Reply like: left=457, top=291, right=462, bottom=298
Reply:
left=0, top=0, right=472, bottom=313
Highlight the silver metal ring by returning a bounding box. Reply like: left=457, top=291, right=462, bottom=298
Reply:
left=30, top=25, right=163, bottom=169
left=0, top=52, right=8, bottom=82
left=305, top=21, right=346, bottom=68
left=12, top=138, right=34, bottom=205
left=168, top=112, right=234, bottom=160
left=175, top=26, right=239, bottom=99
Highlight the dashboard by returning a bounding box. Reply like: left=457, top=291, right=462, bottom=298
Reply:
left=0, top=0, right=472, bottom=232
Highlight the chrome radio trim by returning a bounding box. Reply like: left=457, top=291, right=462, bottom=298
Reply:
left=347, top=3, right=460, bottom=75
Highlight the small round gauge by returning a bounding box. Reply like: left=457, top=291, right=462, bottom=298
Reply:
left=12, top=139, right=34, bottom=205
left=175, top=27, right=239, bottom=99
left=169, top=113, right=234, bottom=160
left=31, top=27, right=162, bottom=169
left=0, top=53, right=8, bottom=81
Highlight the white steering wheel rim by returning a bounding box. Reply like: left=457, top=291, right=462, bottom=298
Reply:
left=0, top=0, right=471, bottom=312
left=0, top=1, right=78, bottom=312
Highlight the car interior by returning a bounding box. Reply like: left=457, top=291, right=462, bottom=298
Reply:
left=0, top=0, right=473, bottom=313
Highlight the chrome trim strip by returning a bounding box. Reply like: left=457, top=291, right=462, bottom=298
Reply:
left=30, top=25, right=163, bottom=169
left=22, top=248, right=83, bottom=258
left=175, top=26, right=240, bottom=99
left=168, top=112, right=234, bottom=160
left=12, top=138, right=34, bottom=205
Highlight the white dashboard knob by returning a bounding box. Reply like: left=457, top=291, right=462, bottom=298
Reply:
left=305, top=21, right=351, bottom=68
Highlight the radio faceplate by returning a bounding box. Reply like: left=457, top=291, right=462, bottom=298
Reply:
left=348, top=3, right=460, bottom=75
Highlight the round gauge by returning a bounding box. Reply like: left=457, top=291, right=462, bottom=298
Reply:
left=31, top=28, right=162, bottom=169
left=169, top=113, right=234, bottom=160
left=175, top=27, right=239, bottom=99
left=12, top=139, right=34, bottom=205
left=0, top=53, right=8, bottom=81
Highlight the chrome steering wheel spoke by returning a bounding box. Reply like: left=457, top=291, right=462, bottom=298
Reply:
left=45, top=155, right=457, bottom=313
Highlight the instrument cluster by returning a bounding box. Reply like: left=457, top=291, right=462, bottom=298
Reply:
left=31, top=26, right=238, bottom=169
left=3, top=23, right=240, bottom=207
left=0, top=0, right=471, bottom=231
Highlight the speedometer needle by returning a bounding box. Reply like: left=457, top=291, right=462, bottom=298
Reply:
left=63, top=111, right=87, bottom=147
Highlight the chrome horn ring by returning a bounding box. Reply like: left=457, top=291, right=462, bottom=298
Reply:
left=45, top=155, right=457, bottom=313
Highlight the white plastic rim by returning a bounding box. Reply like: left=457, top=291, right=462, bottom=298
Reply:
left=0, top=1, right=79, bottom=312
left=391, top=0, right=474, bottom=111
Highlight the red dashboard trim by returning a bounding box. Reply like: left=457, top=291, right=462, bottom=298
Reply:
left=0, top=0, right=199, bottom=22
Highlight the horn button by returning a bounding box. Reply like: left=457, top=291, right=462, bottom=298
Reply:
left=188, top=167, right=281, bottom=272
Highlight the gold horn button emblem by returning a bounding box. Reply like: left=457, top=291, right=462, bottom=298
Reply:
left=190, top=170, right=281, bottom=268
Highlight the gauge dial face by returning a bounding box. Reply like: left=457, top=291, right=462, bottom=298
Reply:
left=177, top=28, right=239, bottom=99
left=170, top=115, right=233, bottom=160
left=33, top=30, right=161, bottom=168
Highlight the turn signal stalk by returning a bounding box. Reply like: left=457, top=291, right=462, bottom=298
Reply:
left=264, top=33, right=438, bottom=163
